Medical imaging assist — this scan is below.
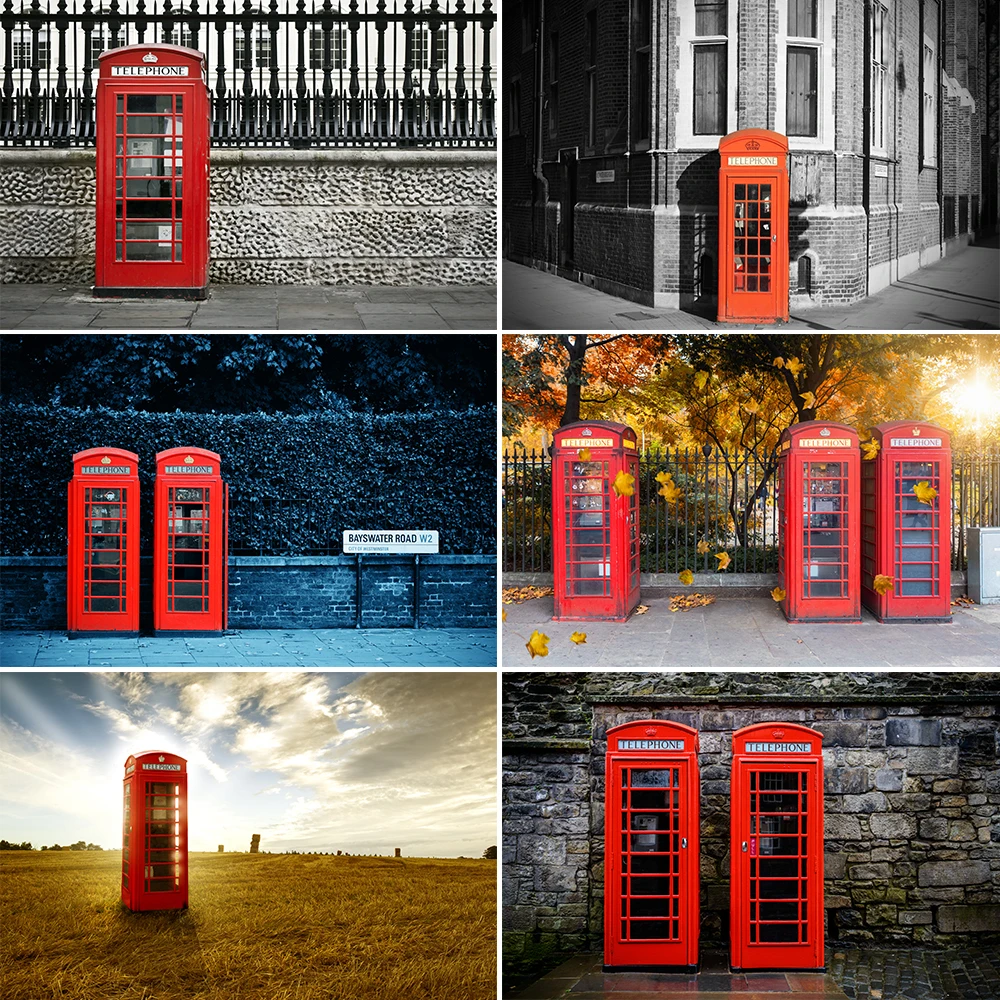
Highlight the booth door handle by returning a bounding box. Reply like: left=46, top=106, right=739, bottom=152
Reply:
left=682, top=838, right=688, bottom=849
left=772, top=235, right=777, bottom=242
left=742, top=841, right=748, bottom=852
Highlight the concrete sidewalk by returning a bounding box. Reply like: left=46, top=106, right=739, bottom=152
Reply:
left=0, top=627, right=496, bottom=667
left=502, top=594, right=1000, bottom=668
left=0, top=283, right=497, bottom=330
left=502, top=238, right=999, bottom=330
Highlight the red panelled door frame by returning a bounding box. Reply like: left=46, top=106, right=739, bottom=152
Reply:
left=95, top=45, right=209, bottom=298
left=154, top=447, right=228, bottom=634
left=717, top=129, right=790, bottom=324
left=67, top=447, right=140, bottom=637
left=604, top=720, right=700, bottom=970
left=122, top=750, right=188, bottom=912
left=778, top=421, right=861, bottom=623
left=552, top=421, right=640, bottom=622
left=730, top=724, right=824, bottom=971
left=861, top=422, right=952, bottom=622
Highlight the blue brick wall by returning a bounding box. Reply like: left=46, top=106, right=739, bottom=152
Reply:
left=0, top=555, right=496, bottom=631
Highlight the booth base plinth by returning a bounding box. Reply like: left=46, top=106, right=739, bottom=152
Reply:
left=153, top=629, right=224, bottom=637
left=730, top=965, right=826, bottom=973
left=717, top=315, right=789, bottom=325
left=552, top=614, right=633, bottom=623
left=781, top=612, right=863, bottom=624
left=68, top=630, right=139, bottom=639
left=603, top=965, right=699, bottom=974
left=93, top=286, right=208, bottom=301
left=867, top=613, right=954, bottom=624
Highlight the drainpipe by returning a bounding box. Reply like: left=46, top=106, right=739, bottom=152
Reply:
left=936, top=3, right=944, bottom=253
left=533, top=0, right=548, bottom=264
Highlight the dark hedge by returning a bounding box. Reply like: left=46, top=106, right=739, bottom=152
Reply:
left=0, top=404, right=496, bottom=556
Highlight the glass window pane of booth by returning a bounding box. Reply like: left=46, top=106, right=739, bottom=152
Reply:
left=801, top=463, right=848, bottom=598
left=565, top=461, right=611, bottom=597
left=895, top=461, right=939, bottom=596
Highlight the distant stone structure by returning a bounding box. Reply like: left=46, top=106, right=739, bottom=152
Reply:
left=395, top=848, right=401, bottom=857
left=250, top=834, right=260, bottom=854
left=218, top=845, right=224, bottom=853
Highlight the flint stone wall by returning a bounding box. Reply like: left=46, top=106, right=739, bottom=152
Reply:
left=0, top=147, right=496, bottom=285
left=502, top=672, right=1000, bottom=980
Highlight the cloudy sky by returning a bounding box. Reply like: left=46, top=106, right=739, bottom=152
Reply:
left=0, top=671, right=497, bottom=857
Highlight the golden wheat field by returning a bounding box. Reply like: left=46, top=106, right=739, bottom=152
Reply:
left=0, top=850, right=497, bottom=1000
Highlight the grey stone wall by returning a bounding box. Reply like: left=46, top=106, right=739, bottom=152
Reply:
left=502, top=673, right=1000, bottom=980
left=0, top=553, right=496, bottom=630
left=0, top=147, right=496, bottom=285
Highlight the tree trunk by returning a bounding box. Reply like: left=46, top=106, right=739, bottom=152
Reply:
left=560, top=335, right=588, bottom=425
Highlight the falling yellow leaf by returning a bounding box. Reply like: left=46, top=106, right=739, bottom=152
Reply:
left=659, top=480, right=683, bottom=503
left=773, top=357, right=785, bottom=369
left=502, top=609, right=507, bottom=622
left=771, top=586, right=786, bottom=602
left=913, top=481, right=938, bottom=505
left=655, top=470, right=673, bottom=484
left=785, top=357, right=805, bottom=376
left=525, top=630, right=550, bottom=659
left=800, top=390, right=816, bottom=409
left=678, top=569, right=694, bottom=586
left=693, top=371, right=710, bottom=390
left=744, top=399, right=760, bottom=414
left=613, top=470, right=635, bottom=497
left=861, top=439, right=881, bottom=461
left=873, top=574, right=894, bottom=596
left=578, top=447, right=591, bottom=461
left=697, top=539, right=710, bottom=555
left=569, top=631, right=588, bottom=645
left=715, top=552, right=732, bottom=571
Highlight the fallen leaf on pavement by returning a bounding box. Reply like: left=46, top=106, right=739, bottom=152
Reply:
left=668, top=593, right=717, bottom=612
left=634, top=605, right=650, bottom=615
left=503, top=586, right=555, bottom=604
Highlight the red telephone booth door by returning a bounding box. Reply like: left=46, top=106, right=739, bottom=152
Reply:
left=552, top=421, right=640, bottom=622
left=67, top=448, right=140, bottom=637
left=861, top=422, right=952, bottom=622
left=122, top=751, right=188, bottom=912
left=154, top=448, right=228, bottom=634
left=717, top=130, right=789, bottom=324
left=604, top=720, right=700, bottom=970
left=730, top=724, right=824, bottom=971
left=778, top=422, right=861, bottom=623
left=95, top=45, right=209, bottom=298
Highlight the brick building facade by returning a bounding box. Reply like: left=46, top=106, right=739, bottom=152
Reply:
left=502, top=672, right=1000, bottom=981
left=503, top=0, right=994, bottom=311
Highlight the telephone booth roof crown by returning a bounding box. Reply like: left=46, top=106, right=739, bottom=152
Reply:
left=871, top=421, right=950, bottom=447
left=128, top=749, right=187, bottom=764
left=719, top=128, right=789, bottom=155
left=99, top=44, right=207, bottom=68
left=555, top=421, right=636, bottom=441
left=780, top=420, right=859, bottom=446
left=607, top=718, right=700, bottom=752
left=72, top=447, right=139, bottom=464
left=732, top=722, right=823, bottom=751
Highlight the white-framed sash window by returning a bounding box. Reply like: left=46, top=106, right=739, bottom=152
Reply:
left=676, top=0, right=738, bottom=148
left=775, top=0, right=835, bottom=150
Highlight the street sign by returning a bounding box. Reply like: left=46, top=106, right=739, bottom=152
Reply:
left=342, top=530, right=439, bottom=554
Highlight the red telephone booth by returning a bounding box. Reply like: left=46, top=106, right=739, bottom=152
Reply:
left=67, top=448, right=140, bottom=638
left=95, top=45, right=209, bottom=299
left=730, top=723, right=824, bottom=971
left=861, top=422, right=952, bottom=622
left=552, top=421, right=640, bottom=622
left=154, top=448, right=228, bottom=635
left=717, top=129, right=790, bottom=324
left=122, top=750, right=188, bottom=912
left=604, top=720, right=700, bottom=971
left=777, top=421, right=861, bottom=623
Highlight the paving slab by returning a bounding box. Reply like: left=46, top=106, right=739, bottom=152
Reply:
left=1, top=283, right=497, bottom=330
left=501, top=595, right=999, bottom=668
left=1, top=626, right=497, bottom=667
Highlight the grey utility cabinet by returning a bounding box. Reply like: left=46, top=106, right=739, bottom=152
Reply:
left=967, top=527, right=1000, bottom=604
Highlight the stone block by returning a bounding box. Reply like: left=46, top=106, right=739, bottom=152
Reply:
left=825, top=852, right=847, bottom=879
left=869, top=813, right=917, bottom=839
left=825, top=894, right=852, bottom=909
left=905, top=748, right=959, bottom=775
left=948, top=820, right=977, bottom=841
left=825, top=814, right=862, bottom=840
left=886, top=718, right=942, bottom=746
left=933, top=779, right=963, bottom=793
left=918, top=860, right=990, bottom=887
left=899, top=910, right=933, bottom=925
left=937, top=904, right=1000, bottom=933
left=826, top=767, right=870, bottom=794
left=843, top=792, right=887, bottom=814
left=850, top=862, right=892, bottom=880
left=817, top=721, right=870, bottom=747
left=875, top=768, right=904, bottom=792
left=866, top=903, right=898, bottom=926
left=516, top=835, right=566, bottom=867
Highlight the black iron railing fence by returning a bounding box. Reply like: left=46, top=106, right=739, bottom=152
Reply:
left=502, top=447, right=1000, bottom=576
left=1, top=0, right=495, bottom=146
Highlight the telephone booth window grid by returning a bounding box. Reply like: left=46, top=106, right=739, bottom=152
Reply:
left=122, top=782, right=131, bottom=889
left=894, top=461, right=940, bottom=597
left=801, top=462, right=848, bottom=598
left=564, top=460, right=611, bottom=597
left=145, top=782, right=180, bottom=893
left=84, top=487, right=128, bottom=613
left=748, top=770, right=810, bottom=945
left=620, top=767, right=682, bottom=942
left=732, top=183, right=772, bottom=292
left=115, top=93, right=184, bottom=263
left=167, top=487, right=211, bottom=612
